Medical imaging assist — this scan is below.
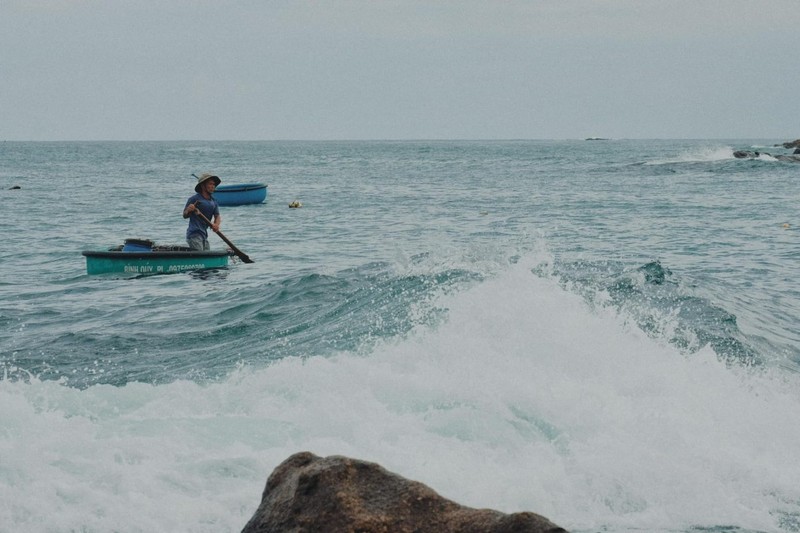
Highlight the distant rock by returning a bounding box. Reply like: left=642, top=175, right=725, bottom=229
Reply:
left=733, top=149, right=800, bottom=163
left=241, top=452, right=567, bottom=533
left=777, top=139, right=800, bottom=149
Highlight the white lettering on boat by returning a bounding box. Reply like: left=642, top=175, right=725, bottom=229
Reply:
left=122, top=263, right=209, bottom=273
left=124, top=265, right=156, bottom=273
left=167, top=264, right=206, bottom=272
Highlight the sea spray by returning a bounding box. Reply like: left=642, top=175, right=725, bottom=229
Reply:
left=4, top=254, right=800, bottom=532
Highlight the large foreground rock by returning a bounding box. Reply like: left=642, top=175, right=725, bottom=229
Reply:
left=242, top=452, right=567, bottom=533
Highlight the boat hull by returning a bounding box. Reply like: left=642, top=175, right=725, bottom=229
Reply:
left=82, top=250, right=231, bottom=275
left=213, top=183, right=268, bottom=206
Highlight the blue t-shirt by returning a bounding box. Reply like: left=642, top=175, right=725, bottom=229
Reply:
left=185, top=193, right=220, bottom=240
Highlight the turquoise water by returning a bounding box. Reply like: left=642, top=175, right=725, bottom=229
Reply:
left=2, top=140, right=799, bottom=532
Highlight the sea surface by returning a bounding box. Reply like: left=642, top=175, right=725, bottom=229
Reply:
left=1, top=139, right=799, bottom=532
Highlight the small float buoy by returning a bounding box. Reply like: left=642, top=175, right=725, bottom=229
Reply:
left=783, top=223, right=790, bottom=229
left=289, top=201, right=302, bottom=208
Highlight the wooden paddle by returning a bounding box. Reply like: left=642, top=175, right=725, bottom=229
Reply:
left=193, top=210, right=254, bottom=263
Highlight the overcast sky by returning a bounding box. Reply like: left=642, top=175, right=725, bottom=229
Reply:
left=1, top=0, right=798, bottom=141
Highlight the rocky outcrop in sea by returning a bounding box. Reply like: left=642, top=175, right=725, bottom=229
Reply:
left=776, top=139, right=800, bottom=149
left=734, top=139, right=800, bottom=162
left=241, top=452, right=567, bottom=533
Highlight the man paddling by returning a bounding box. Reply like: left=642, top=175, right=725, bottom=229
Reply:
left=183, top=173, right=222, bottom=251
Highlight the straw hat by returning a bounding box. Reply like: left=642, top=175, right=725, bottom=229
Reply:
left=194, top=173, right=221, bottom=192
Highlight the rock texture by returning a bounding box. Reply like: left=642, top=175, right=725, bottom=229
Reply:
left=777, top=139, right=800, bottom=149
left=242, top=452, right=567, bottom=533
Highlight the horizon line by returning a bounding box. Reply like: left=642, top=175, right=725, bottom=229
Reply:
left=2, top=136, right=796, bottom=143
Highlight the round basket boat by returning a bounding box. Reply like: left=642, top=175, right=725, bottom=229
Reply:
left=213, top=183, right=268, bottom=206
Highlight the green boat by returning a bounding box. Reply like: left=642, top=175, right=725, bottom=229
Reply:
left=82, top=239, right=232, bottom=275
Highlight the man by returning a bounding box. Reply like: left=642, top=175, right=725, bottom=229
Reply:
left=183, top=173, right=222, bottom=250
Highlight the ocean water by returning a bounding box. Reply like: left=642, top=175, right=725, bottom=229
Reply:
left=1, top=139, right=799, bottom=532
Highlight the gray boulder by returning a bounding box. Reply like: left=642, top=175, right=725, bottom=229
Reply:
left=242, top=452, right=567, bottom=533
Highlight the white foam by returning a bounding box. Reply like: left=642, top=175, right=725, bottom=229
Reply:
left=647, top=145, right=736, bottom=164
left=3, top=254, right=799, bottom=532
